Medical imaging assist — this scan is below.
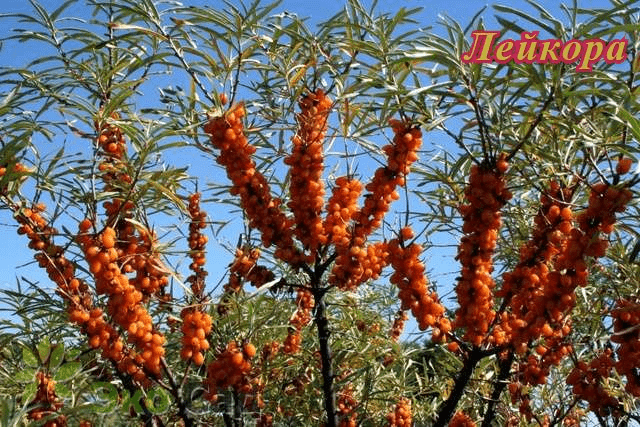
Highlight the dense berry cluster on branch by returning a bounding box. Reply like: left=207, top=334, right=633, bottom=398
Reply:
left=389, top=309, right=409, bottom=342
left=283, top=288, right=315, bottom=354
left=388, top=231, right=449, bottom=340
left=337, top=383, right=358, bottom=427
left=186, top=192, right=209, bottom=296
left=354, top=120, right=421, bottom=237
left=323, top=177, right=362, bottom=249
left=386, top=397, right=412, bottom=427
left=77, top=226, right=165, bottom=380
left=566, top=349, right=620, bottom=417
left=0, top=157, right=28, bottom=195
left=204, top=340, right=256, bottom=401
left=180, top=192, right=214, bottom=365
left=448, top=411, right=476, bottom=427
left=329, top=120, right=421, bottom=291
left=28, top=371, right=66, bottom=427
left=204, top=104, right=303, bottom=267
left=284, top=89, right=332, bottom=254
left=611, top=298, right=640, bottom=396
left=454, top=155, right=511, bottom=346
left=493, top=181, right=573, bottom=350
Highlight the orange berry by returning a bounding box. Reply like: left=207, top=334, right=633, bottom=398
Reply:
left=102, top=233, right=115, bottom=249
left=243, top=343, right=256, bottom=359
left=192, top=352, right=205, bottom=365
left=79, top=218, right=92, bottom=232
left=230, top=351, right=244, bottom=367
left=616, top=157, right=633, bottom=175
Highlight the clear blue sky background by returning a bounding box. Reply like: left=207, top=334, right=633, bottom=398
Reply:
left=0, top=0, right=616, bottom=333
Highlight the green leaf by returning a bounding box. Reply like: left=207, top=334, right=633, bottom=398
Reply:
left=22, top=381, right=37, bottom=403
left=54, top=361, right=81, bottom=382
left=49, top=343, right=64, bottom=369
left=1, top=399, right=10, bottom=427
left=66, top=348, right=81, bottom=360
left=15, top=367, right=36, bottom=383
left=37, top=336, right=50, bottom=363
left=22, top=346, right=39, bottom=367
left=56, top=382, right=71, bottom=398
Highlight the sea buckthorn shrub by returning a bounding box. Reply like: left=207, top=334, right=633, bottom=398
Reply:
left=2, top=2, right=640, bottom=426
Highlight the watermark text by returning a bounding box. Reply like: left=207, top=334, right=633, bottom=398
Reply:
left=461, top=31, right=627, bottom=71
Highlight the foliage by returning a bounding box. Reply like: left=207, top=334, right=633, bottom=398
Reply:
left=0, top=0, right=639, bottom=426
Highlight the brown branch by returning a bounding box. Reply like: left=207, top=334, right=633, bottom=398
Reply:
left=433, top=347, right=484, bottom=427
left=160, top=357, right=194, bottom=427
left=506, top=85, right=556, bottom=162
left=481, top=351, right=514, bottom=427
left=313, top=287, right=337, bottom=427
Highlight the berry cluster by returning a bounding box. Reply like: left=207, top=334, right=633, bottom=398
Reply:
left=508, top=181, right=632, bottom=407
left=388, top=233, right=450, bottom=341
left=515, top=337, right=572, bottom=387
left=101, top=204, right=169, bottom=298
left=186, top=192, right=208, bottom=297
left=386, top=397, right=412, bottom=427
left=15, top=205, right=142, bottom=380
left=616, top=156, right=633, bottom=175
left=550, top=185, right=619, bottom=279
left=323, top=177, right=363, bottom=248
left=284, top=89, right=332, bottom=254
left=354, top=120, right=421, bottom=237
left=204, top=104, right=303, bottom=267
left=611, top=299, right=640, bottom=396
left=218, top=247, right=274, bottom=314
left=389, top=309, right=408, bottom=342
left=493, top=181, right=573, bottom=350
left=337, top=383, right=358, bottom=427
left=536, top=184, right=631, bottom=360
left=566, top=349, right=620, bottom=417
left=329, top=119, right=421, bottom=291
left=95, top=112, right=169, bottom=300
left=77, top=226, right=165, bottom=380
left=17, top=205, right=77, bottom=293
left=204, top=340, right=256, bottom=401
left=449, top=411, right=476, bottom=427
left=180, top=308, right=212, bottom=366
left=331, top=240, right=390, bottom=291
left=507, top=381, right=533, bottom=421
left=28, top=371, right=66, bottom=427
left=454, top=155, right=511, bottom=346
left=180, top=193, right=214, bottom=365
left=0, top=159, right=28, bottom=195
left=95, top=111, right=126, bottom=160
left=283, top=289, right=314, bottom=354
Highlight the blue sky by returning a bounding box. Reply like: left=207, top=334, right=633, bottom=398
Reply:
left=0, top=0, right=618, bottom=330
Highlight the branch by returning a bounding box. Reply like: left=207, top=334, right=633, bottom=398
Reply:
left=151, top=23, right=215, bottom=105
left=506, top=85, right=556, bottom=162
left=160, top=357, right=194, bottom=427
left=313, top=288, right=337, bottom=427
left=433, top=347, right=484, bottom=427
left=480, top=351, right=514, bottom=427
